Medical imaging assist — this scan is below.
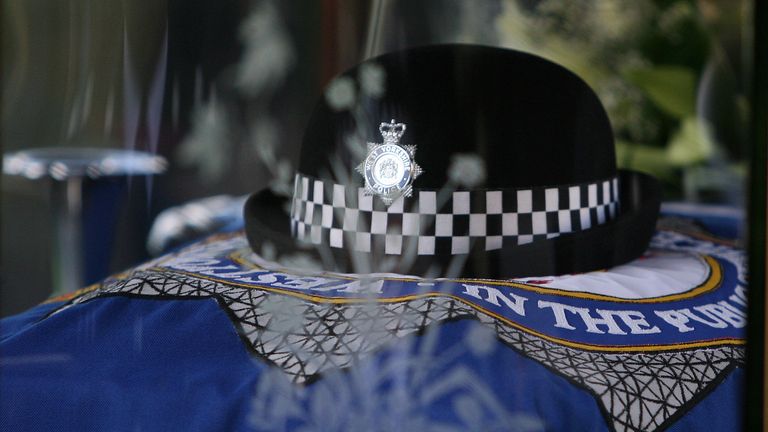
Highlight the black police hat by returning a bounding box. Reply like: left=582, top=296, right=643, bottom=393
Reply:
left=244, top=44, right=660, bottom=278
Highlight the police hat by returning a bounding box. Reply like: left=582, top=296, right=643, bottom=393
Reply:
left=244, top=44, right=660, bottom=278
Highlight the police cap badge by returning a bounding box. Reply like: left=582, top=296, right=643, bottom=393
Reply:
left=356, top=119, right=423, bottom=205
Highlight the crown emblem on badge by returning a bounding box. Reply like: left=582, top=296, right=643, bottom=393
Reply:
left=356, top=119, right=423, bottom=206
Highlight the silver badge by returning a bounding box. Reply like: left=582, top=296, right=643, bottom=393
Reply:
left=356, top=120, right=423, bottom=206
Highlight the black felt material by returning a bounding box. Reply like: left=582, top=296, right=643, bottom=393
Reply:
left=300, top=44, right=615, bottom=189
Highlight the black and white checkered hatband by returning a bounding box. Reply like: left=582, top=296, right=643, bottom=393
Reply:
left=290, top=174, right=620, bottom=256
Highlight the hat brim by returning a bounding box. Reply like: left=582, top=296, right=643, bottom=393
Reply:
left=244, top=170, right=660, bottom=278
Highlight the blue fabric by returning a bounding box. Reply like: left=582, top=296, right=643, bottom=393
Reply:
left=661, top=203, right=743, bottom=239
left=0, top=292, right=745, bottom=431
left=0, top=301, right=63, bottom=341
left=668, top=367, right=744, bottom=432
left=1, top=297, right=610, bottom=432
left=1, top=297, right=261, bottom=432
left=0, top=213, right=746, bottom=431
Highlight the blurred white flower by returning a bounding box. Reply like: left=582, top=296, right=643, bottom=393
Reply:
left=448, top=153, right=486, bottom=188
left=260, top=295, right=306, bottom=334
left=251, top=117, right=279, bottom=166
left=249, top=367, right=304, bottom=430
left=455, top=1, right=503, bottom=44
left=596, top=77, right=649, bottom=142
left=260, top=241, right=277, bottom=261
left=465, top=321, right=496, bottom=357
left=248, top=117, right=294, bottom=197
left=453, top=394, right=483, bottom=428
left=177, top=98, right=231, bottom=182
left=325, top=76, right=356, bottom=111
left=236, top=2, right=295, bottom=97
left=358, top=63, right=386, bottom=98
left=278, top=252, right=324, bottom=272
left=344, top=132, right=367, bottom=161
left=269, top=159, right=294, bottom=197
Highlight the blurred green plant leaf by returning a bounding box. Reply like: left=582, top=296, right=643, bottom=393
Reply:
left=617, top=117, right=716, bottom=185
left=666, top=117, right=715, bottom=166
left=615, top=140, right=675, bottom=181
left=624, top=66, right=697, bottom=119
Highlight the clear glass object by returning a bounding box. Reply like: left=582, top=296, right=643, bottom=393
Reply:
left=3, top=148, right=166, bottom=294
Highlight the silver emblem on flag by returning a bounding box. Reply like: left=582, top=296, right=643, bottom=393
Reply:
left=356, top=119, right=423, bottom=206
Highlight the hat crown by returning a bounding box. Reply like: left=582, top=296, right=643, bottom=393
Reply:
left=299, top=44, right=616, bottom=191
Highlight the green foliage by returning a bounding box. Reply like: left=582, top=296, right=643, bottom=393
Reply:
left=615, top=140, right=675, bottom=181
left=624, top=66, right=697, bottom=119
left=666, top=117, right=715, bottom=166
left=616, top=117, right=715, bottom=177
